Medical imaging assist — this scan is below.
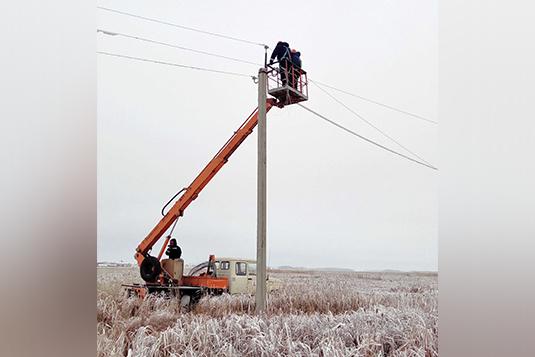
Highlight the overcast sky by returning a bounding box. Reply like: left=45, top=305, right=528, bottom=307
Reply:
left=97, top=0, right=437, bottom=271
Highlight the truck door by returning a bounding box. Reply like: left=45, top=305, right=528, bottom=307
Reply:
left=215, top=260, right=231, bottom=292
left=246, top=262, right=257, bottom=294
left=232, top=261, right=248, bottom=294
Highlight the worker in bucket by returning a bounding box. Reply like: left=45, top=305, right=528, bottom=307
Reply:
left=269, top=41, right=291, bottom=85
left=290, top=49, right=302, bottom=88
left=165, top=238, right=182, bottom=259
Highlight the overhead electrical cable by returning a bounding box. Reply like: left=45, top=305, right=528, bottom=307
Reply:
left=97, top=29, right=262, bottom=66
left=311, top=81, right=433, bottom=166
left=97, top=8, right=436, bottom=125
left=310, top=79, right=437, bottom=125
left=97, top=51, right=436, bottom=169
left=297, top=104, right=438, bottom=171
left=97, top=6, right=268, bottom=48
left=97, top=51, right=255, bottom=78
left=97, top=8, right=434, bottom=125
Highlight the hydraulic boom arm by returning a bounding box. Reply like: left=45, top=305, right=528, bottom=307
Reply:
left=135, top=99, right=275, bottom=266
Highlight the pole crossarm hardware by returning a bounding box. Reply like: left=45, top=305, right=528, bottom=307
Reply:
left=135, top=99, right=275, bottom=265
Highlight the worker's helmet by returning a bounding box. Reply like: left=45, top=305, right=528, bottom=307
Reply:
left=169, top=238, right=177, bottom=246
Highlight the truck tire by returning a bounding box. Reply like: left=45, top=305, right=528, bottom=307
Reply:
left=140, top=255, right=161, bottom=282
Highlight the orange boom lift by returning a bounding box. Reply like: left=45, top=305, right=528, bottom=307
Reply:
left=124, top=63, right=308, bottom=299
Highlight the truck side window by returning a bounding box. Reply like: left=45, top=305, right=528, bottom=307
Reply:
left=248, top=263, right=256, bottom=276
left=235, top=262, right=247, bottom=276
left=220, top=261, right=230, bottom=270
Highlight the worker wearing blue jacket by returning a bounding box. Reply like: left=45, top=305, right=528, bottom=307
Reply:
left=290, top=49, right=302, bottom=88
left=269, top=41, right=291, bottom=85
left=290, top=50, right=301, bottom=68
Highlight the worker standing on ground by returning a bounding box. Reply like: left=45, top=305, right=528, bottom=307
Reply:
left=165, top=238, right=182, bottom=259
left=269, top=41, right=291, bottom=85
left=290, top=49, right=302, bottom=88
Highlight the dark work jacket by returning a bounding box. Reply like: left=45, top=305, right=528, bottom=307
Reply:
left=166, top=245, right=182, bottom=259
left=291, top=52, right=302, bottom=68
left=270, top=42, right=290, bottom=62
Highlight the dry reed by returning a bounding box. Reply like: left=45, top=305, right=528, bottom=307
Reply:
left=97, top=267, right=437, bottom=356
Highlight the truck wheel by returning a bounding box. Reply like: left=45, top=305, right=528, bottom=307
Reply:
left=140, top=256, right=161, bottom=282
left=190, top=289, right=203, bottom=305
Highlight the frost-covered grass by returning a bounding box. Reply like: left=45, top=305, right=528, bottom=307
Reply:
left=97, top=267, right=437, bottom=356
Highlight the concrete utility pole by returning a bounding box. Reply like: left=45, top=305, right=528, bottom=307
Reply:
left=256, top=68, right=268, bottom=313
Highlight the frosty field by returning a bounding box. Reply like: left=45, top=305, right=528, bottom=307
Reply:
left=97, top=267, right=437, bottom=356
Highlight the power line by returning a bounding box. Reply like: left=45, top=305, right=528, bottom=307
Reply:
left=97, top=51, right=436, bottom=170
left=97, top=8, right=435, bottom=125
left=310, top=79, right=437, bottom=125
left=97, top=29, right=262, bottom=67
left=97, top=6, right=268, bottom=48
left=297, top=104, right=438, bottom=171
left=97, top=51, right=255, bottom=78
left=97, top=7, right=434, bottom=125
left=311, top=81, right=433, bottom=166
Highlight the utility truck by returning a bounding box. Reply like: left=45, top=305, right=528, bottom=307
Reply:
left=189, top=257, right=282, bottom=294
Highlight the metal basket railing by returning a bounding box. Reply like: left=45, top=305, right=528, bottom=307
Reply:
left=266, top=61, right=308, bottom=105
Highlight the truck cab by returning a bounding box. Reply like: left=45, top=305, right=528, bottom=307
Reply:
left=189, top=258, right=281, bottom=295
